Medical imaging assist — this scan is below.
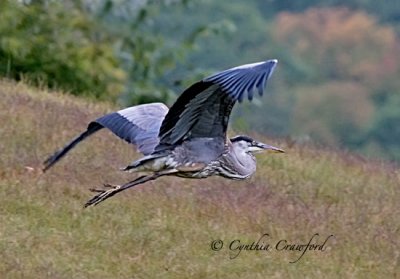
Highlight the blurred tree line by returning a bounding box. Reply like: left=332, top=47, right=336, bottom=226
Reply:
left=1, top=0, right=399, bottom=161
left=0, top=0, right=216, bottom=103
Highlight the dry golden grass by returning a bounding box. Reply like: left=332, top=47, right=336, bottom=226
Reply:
left=0, top=79, right=399, bottom=278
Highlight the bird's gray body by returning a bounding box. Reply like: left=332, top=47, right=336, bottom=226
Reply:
left=43, top=59, right=284, bottom=207
left=129, top=137, right=256, bottom=179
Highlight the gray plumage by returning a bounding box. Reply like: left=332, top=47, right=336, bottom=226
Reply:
left=43, top=103, right=168, bottom=171
left=96, top=103, right=168, bottom=154
left=43, top=59, right=284, bottom=207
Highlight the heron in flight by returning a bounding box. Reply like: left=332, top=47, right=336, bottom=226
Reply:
left=43, top=59, right=284, bottom=207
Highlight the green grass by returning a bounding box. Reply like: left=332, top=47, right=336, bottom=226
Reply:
left=0, top=79, right=399, bottom=278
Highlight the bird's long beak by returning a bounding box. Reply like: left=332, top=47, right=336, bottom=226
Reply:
left=257, top=142, right=285, bottom=153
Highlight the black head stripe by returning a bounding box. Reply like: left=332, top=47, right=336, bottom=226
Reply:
left=230, top=135, right=254, bottom=143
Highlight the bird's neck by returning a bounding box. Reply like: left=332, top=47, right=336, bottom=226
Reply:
left=224, top=143, right=256, bottom=178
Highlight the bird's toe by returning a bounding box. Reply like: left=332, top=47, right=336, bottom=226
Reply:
left=103, top=183, right=120, bottom=189
left=85, top=184, right=122, bottom=208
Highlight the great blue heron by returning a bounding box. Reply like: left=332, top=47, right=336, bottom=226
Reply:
left=43, top=59, right=284, bottom=207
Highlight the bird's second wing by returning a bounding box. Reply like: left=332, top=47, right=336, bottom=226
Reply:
left=43, top=103, right=168, bottom=172
left=157, top=60, right=278, bottom=148
left=95, top=103, right=168, bottom=154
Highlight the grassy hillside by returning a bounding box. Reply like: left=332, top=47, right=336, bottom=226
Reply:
left=0, top=80, right=399, bottom=278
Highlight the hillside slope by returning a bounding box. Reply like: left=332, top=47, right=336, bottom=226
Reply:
left=0, top=80, right=399, bottom=278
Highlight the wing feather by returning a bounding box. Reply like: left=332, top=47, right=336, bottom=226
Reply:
left=43, top=103, right=168, bottom=171
left=157, top=60, right=278, bottom=147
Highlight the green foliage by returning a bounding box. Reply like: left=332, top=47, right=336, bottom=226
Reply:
left=291, top=82, right=374, bottom=146
left=0, top=0, right=125, bottom=101
left=0, top=0, right=204, bottom=103
left=368, top=94, right=400, bottom=161
left=90, top=0, right=194, bottom=105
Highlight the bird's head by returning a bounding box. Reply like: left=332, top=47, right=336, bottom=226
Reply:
left=230, top=135, right=284, bottom=154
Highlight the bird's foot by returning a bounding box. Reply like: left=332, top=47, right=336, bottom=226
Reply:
left=85, top=184, right=121, bottom=208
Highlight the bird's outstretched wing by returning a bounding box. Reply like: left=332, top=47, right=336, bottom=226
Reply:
left=43, top=103, right=168, bottom=172
left=157, top=60, right=278, bottom=147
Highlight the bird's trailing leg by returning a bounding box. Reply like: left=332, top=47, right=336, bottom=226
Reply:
left=84, top=170, right=177, bottom=208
